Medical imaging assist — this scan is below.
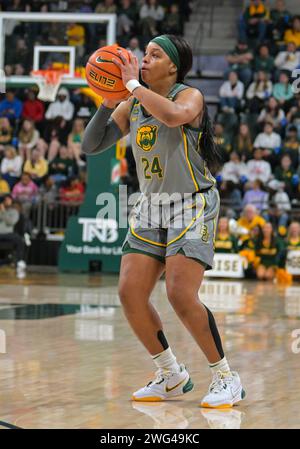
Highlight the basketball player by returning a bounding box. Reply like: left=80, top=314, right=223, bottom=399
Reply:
left=82, top=35, right=245, bottom=408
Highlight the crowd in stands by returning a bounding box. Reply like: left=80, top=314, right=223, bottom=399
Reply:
left=215, top=0, right=300, bottom=276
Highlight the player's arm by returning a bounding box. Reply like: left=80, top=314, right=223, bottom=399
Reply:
left=81, top=97, right=133, bottom=155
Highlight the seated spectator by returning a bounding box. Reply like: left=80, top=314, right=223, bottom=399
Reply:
left=237, top=204, right=266, bottom=241
left=49, top=145, right=76, bottom=184
left=18, top=119, right=40, bottom=160
left=255, top=222, right=285, bottom=281
left=22, top=89, right=45, bottom=125
left=214, top=123, right=232, bottom=162
left=59, top=176, right=85, bottom=204
left=12, top=173, right=39, bottom=217
left=163, top=4, right=181, bottom=35
left=269, top=0, right=291, bottom=42
left=242, top=179, right=269, bottom=211
left=0, top=117, right=13, bottom=154
left=0, top=90, right=23, bottom=125
left=220, top=151, right=248, bottom=184
left=226, top=40, right=253, bottom=86
left=117, top=0, right=138, bottom=38
left=233, top=123, right=253, bottom=161
left=215, top=216, right=239, bottom=253
left=275, top=41, right=300, bottom=74
left=45, top=87, right=74, bottom=122
left=267, top=179, right=291, bottom=236
left=239, top=0, right=268, bottom=44
left=67, top=118, right=85, bottom=166
left=274, top=154, right=297, bottom=198
left=219, top=71, right=244, bottom=113
left=284, top=15, right=300, bottom=48
left=247, top=147, right=272, bottom=183
left=139, top=0, right=165, bottom=37
left=286, top=221, right=300, bottom=250
left=126, top=37, right=144, bottom=68
left=23, top=149, right=48, bottom=185
left=282, top=125, right=300, bottom=168
left=4, top=38, right=30, bottom=75
left=273, top=71, right=295, bottom=111
left=246, top=71, right=273, bottom=113
left=286, top=96, right=300, bottom=132
left=66, top=23, right=86, bottom=63
left=95, top=0, right=117, bottom=14
left=74, top=93, right=97, bottom=121
left=39, top=175, right=58, bottom=204
left=219, top=180, right=243, bottom=218
left=45, top=116, right=70, bottom=156
left=257, top=97, right=285, bottom=132
left=0, top=194, right=26, bottom=274
left=253, top=122, right=281, bottom=162
left=254, top=45, right=275, bottom=74
left=0, top=146, right=23, bottom=189
left=0, top=174, right=10, bottom=197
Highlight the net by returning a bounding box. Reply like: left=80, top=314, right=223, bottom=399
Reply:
left=31, top=69, right=65, bottom=102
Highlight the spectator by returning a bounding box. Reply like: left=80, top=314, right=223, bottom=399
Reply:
left=253, top=122, right=281, bottom=160
left=220, top=151, right=248, bottom=184
left=239, top=0, right=268, bottom=43
left=67, top=118, right=85, bottom=166
left=0, top=117, right=13, bottom=153
left=269, top=0, right=291, bottom=42
left=286, top=96, right=300, bottom=132
left=214, top=123, right=232, bottom=162
left=226, top=40, right=253, bottom=86
left=22, top=89, right=45, bottom=124
left=236, top=204, right=266, bottom=241
left=267, top=179, right=290, bottom=236
left=23, top=149, right=48, bottom=185
left=18, top=119, right=40, bottom=160
left=163, top=4, right=181, bottom=35
left=284, top=15, right=300, bottom=48
left=214, top=216, right=239, bottom=253
left=49, top=145, right=76, bottom=184
left=274, top=154, right=297, bottom=198
left=59, top=176, right=85, bottom=204
left=12, top=172, right=39, bottom=217
left=254, top=45, right=275, bottom=74
left=74, top=93, right=97, bottom=121
left=45, top=87, right=74, bottom=122
left=286, top=221, right=300, bottom=250
left=0, top=146, right=23, bottom=188
left=139, top=0, right=165, bottom=37
left=218, top=180, right=243, bottom=218
left=95, top=0, right=117, bottom=14
left=0, top=90, right=23, bottom=124
left=247, top=147, right=272, bottom=183
left=117, top=0, right=138, bottom=38
left=0, top=194, right=26, bottom=274
left=242, top=179, right=269, bottom=212
left=257, top=97, right=285, bottom=131
left=246, top=71, right=273, bottom=113
left=282, top=125, right=300, bottom=168
left=127, top=37, right=144, bottom=68
left=4, top=38, right=30, bottom=74
left=219, top=71, right=244, bottom=113
left=272, top=71, right=294, bottom=111
left=66, top=23, right=86, bottom=63
left=255, top=222, right=285, bottom=281
left=275, top=41, right=300, bottom=74
left=0, top=174, right=10, bottom=197
left=233, top=123, right=253, bottom=161
left=39, top=175, right=58, bottom=204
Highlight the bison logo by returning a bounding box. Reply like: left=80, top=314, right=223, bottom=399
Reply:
left=136, top=125, right=158, bottom=151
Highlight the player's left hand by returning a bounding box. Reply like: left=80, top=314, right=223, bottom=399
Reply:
left=112, top=50, right=139, bottom=86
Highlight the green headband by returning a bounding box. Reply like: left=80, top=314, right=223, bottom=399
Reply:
left=150, top=35, right=180, bottom=71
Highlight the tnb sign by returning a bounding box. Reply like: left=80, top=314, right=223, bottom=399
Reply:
left=79, top=218, right=118, bottom=243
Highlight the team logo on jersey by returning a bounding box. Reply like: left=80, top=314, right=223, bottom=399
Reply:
left=200, top=224, right=209, bottom=243
left=136, top=125, right=158, bottom=151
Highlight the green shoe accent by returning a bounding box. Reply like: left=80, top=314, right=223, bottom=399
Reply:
left=183, top=378, right=194, bottom=394
left=241, top=389, right=246, bottom=399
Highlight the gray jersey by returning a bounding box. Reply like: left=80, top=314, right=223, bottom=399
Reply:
left=129, top=83, right=216, bottom=202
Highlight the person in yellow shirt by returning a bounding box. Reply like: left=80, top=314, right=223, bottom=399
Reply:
left=0, top=174, right=10, bottom=196
left=66, top=23, right=85, bottom=61
left=23, top=149, right=48, bottom=185
left=237, top=204, right=266, bottom=241
left=284, top=16, right=300, bottom=47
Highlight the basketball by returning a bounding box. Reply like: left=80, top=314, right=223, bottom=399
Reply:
left=85, top=44, right=130, bottom=100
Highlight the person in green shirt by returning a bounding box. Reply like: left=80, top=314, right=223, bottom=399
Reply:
left=255, top=222, right=286, bottom=280
left=269, top=0, right=291, bottom=41
left=226, top=40, right=254, bottom=86
left=286, top=221, right=300, bottom=251
left=214, top=123, right=232, bottom=163
left=240, top=0, right=268, bottom=44
left=274, top=154, right=297, bottom=198
left=215, top=217, right=239, bottom=254
left=49, top=145, right=77, bottom=184
left=254, top=45, right=275, bottom=73
left=282, top=125, right=300, bottom=168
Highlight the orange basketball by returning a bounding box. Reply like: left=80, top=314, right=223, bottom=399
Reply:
left=85, top=44, right=130, bottom=100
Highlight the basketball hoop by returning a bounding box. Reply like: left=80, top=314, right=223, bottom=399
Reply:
left=31, top=69, right=65, bottom=102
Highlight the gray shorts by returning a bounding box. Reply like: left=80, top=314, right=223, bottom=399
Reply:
left=121, top=187, right=220, bottom=270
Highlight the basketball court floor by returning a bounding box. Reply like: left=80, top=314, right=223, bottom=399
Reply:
left=0, top=269, right=299, bottom=429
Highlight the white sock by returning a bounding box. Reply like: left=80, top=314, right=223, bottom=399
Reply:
left=151, top=347, right=181, bottom=373
left=209, top=357, right=231, bottom=375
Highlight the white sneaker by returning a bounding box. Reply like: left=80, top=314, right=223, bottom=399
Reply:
left=16, top=260, right=27, bottom=271
left=200, top=371, right=246, bottom=409
left=131, top=364, right=194, bottom=402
